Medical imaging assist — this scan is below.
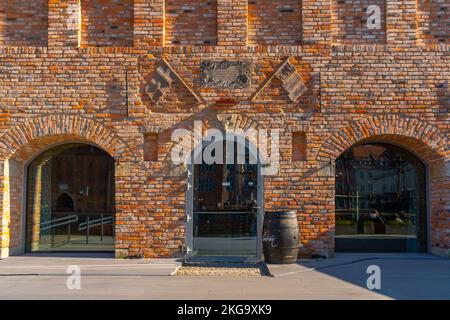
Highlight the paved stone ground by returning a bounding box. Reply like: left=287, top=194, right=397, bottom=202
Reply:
left=0, top=253, right=448, bottom=300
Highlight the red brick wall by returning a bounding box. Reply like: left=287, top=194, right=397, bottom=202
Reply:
left=165, top=0, right=218, bottom=45
left=332, top=0, right=386, bottom=44
left=7, top=160, right=23, bottom=254
left=81, top=0, right=134, bottom=47
left=0, top=1, right=448, bottom=260
left=0, top=0, right=48, bottom=46
left=292, top=131, right=307, bottom=162
left=248, top=0, right=302, bottom=45
left=0, top=159, right=23, bottom=257
left=143, top=133, right=158, bottom=161
left=417, top=0, right=450, bottom=45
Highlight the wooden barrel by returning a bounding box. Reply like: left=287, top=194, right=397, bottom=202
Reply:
left=263, top=211, right=299, bottom=264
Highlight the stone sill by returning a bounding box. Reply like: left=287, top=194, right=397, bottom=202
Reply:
left=332, top=44, right=387, bottom=52
left=0, top=44, right=448, bottom=56
left=162, top=44, right=332, bottom=55
left=332, top=44, right=450, bottom=53
left=248, top=45, right=307, bottom=54
left=162, top=45, right=223, bottom=54
left=0, top=46, right=48, bottom=54
left=78, top=47, right=135, bottom=54
left=414, top=44, right=450, bottom=52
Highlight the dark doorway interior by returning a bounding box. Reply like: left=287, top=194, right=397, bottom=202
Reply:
left=26, top=144, right=115, bottom=252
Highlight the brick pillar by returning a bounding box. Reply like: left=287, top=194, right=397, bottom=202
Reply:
left=29, top=164, right=43, bottom=252
left=217, top=0, right=247, bottom=50
left=114, top=161, right=132, bottom=259
left=386, top=0, right=417, bottom=48
left=430, top=160, right=450, bottom=258
left=48, top=0, right=81, bottom=49
left=0, top=161, right=9, bottom=259
left=302, top=0, right=332, bottom=45
left=134, top=0, right=164, bottom=50
left=0, top=159, right=25, bottom=258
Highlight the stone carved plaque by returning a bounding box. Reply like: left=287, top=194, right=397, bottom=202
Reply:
left=116, top=162, right=131, bottom=177
left=275, top=60, right=308, bottom=102
left=201, top=60, right=251, bottom=89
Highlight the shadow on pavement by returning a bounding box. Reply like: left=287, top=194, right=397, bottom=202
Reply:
left=268, top=253, right=450, bottom=300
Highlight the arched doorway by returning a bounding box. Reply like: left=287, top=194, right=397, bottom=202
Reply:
left=25, top=144, right=115, bottom=252
left=335, top=143, right=427, bottom=252
left=186, top=135, right=263, bottom=260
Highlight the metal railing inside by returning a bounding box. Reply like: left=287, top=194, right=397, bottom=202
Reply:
left=39, top=213, right=115, bottom=249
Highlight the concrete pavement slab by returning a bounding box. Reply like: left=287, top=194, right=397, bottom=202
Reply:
left=0, top=253, right=448, bottom=299
left=0, top=253, right=182, bottom=276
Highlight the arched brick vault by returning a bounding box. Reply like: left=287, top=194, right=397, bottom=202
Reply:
left=317, top=115, right=449, bottom=162
left=0, top=114, right=133, bottom=162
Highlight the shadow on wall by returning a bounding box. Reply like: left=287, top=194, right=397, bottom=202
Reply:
left=437, top=82, right=449, bottom=119
left=104, top=79, right=129, bottom=118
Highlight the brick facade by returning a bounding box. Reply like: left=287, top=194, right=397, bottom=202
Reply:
left=81, top=0, right=134, bottom=47
left=164, top=0, right=218, bottom=45
left=417, top=0, right=450, bottom=45
left=0, top=0, right=48, bottom=47
left=0, top=0, right=448, bottom=259
left=248, top=0, right=302, bottom=45
left=332, top=0, right=386, bottom=44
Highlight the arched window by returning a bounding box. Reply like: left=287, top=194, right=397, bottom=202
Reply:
left=335, top=143, right=427, bottom=253
left=26, top=144, right=115, bottom=252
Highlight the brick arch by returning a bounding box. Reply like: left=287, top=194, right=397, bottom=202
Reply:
left=215, top=113, right=262, bottom=148
left=0, top=114, right=133, bottom=258
left=0, top=114, right=133, bottom=162
left=317, top=114, right=449, bottom=257
left=168, top=113, right=266, bottom=164
left=317, top=115, right=449, bottom=162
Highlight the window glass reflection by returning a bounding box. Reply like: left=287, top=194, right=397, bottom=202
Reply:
left=26, top=144, right=115, bottom=252
left=193, top=139, right=259, bottom=257
left=335, top=143, right=427, bottom=252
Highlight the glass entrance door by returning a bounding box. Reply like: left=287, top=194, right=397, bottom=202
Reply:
left=188, top=138, right=261, bottom=258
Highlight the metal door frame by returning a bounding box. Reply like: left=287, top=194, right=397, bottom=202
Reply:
left=185, top=136, right=264, bottom=261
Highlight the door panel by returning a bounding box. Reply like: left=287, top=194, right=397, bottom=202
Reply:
left=186, top=138, right=262, bottom=259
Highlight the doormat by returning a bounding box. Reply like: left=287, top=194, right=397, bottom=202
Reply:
left=174, top=262, right=270, bottom=277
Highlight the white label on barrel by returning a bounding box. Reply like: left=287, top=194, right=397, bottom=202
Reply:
left=262, top=232, right=279, bottom=248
